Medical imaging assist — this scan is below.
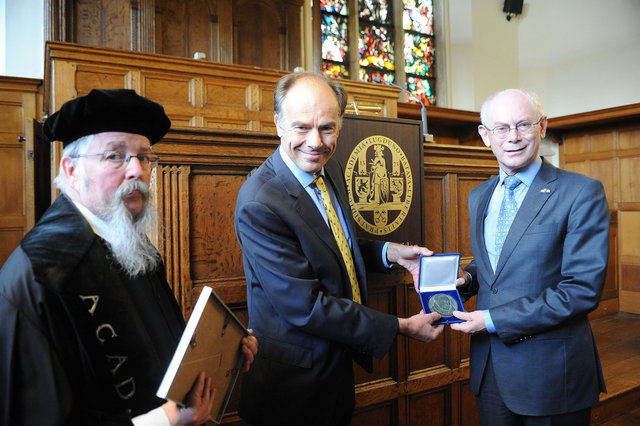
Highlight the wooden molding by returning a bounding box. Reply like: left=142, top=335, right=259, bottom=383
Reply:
left=424, top=143, right=496, bottom=174
left=548, top=103, right=640, bottom=132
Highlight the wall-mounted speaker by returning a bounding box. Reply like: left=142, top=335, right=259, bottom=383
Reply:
left=503, top=0, right=523, bottom=21
left=503, top=0, right=524, bottom=14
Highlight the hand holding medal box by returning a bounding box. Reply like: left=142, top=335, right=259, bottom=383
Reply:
left=417, top=253, right=465, bottom=324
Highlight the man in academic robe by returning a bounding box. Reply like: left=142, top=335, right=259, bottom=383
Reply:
left=0, top=89, right=257, bottom=426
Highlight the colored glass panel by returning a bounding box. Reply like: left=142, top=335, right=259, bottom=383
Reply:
left=406, top=75, right=435, bottom=105
left=358, top=0, right=392, bottom=23
left=403, top=0, right=433, bottom=34
left=359, top=68, right=395, bottom=84
left=320, top=0, right=348, bottom=15
left=404, top=32, right=434, bottom=77
left=324, top=62, right=350, bottom=78
left=321, top=14, right=348, bottom=63
left=359, top=24, right=394, bottom=71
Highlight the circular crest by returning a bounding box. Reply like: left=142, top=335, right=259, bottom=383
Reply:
left=344, top=135, right=413, bottom=235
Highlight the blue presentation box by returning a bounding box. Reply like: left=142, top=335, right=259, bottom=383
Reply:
left=417, top=253, right=465, bottom=324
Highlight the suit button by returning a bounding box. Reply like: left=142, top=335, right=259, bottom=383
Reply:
left=491, top=288, right=498, bottom=294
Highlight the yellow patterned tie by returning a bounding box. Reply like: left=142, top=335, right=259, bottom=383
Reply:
left=313, top=176, right=362, bottom=304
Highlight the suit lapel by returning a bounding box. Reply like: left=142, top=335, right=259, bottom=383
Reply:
left=272, top=153, right=345, bottom=266
left=476, top=177, right=499, bottom=283
left=493, top=161, right=558, bottom=280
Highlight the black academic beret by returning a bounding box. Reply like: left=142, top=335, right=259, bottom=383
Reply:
left=43, top=88, right=171, bottom=146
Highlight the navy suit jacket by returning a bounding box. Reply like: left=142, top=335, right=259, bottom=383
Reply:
left=460, top=159, right=609, bottom=416
left=234, top=151, right=399, bottom=424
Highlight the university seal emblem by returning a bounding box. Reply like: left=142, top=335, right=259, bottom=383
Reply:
left=344, top=135, right=413, bottom=235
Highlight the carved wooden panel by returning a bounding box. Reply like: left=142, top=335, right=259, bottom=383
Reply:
left=189, top=173, right=246, bottom=283
left=408, top=388, right=448, bottom=425
left=152, top=164, right=192, bottom=315
left=73, top=0, right=132, bottom=50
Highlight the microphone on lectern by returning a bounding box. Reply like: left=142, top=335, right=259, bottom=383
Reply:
left=373, top=76, right=428, bottom=140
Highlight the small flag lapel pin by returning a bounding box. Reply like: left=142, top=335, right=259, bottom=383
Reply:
left=540, top=188, right=551, bottom=193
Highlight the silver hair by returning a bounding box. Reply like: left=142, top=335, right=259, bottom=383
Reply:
left=480, top=88, right=544, bottom=127
left=54, top=134, right=95, bottom=194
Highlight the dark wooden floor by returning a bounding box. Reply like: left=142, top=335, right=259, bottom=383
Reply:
left=591, top=312, right=640, bottom=425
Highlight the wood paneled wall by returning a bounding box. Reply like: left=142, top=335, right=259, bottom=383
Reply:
left=45, top=0, right=304, bottom=70
left=552, top=106, right=640, bottom=315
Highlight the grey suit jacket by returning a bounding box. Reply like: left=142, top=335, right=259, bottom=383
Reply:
left=460, top=159, right=609, bottom=416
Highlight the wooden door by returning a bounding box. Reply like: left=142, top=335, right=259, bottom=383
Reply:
left=0, top=78, right=41, bottom=266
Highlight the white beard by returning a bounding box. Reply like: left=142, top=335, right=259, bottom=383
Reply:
left=96, top=180, right=160, bottom=277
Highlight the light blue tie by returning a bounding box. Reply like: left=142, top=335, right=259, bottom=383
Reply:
left=495, top=175, right=522, bottom=257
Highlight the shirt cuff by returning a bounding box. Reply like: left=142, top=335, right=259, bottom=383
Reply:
left=132, top=406, right=170, bottom=426
left=483, top=310, right=497, bottom=333
left=382, top=242, right=392, bottom=268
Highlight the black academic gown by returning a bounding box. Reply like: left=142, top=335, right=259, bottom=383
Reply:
left=0, top=194, right=185, bottom=426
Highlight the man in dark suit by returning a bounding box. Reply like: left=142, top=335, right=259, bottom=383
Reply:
left=234, top=72, right=444, bottom=426
left=451, top=88, right=609, bottom=425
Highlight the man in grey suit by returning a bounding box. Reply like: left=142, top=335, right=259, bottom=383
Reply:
left=451, top=88, right=609, bottom=425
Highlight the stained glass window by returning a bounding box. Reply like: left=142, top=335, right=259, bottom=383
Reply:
left=321, top=1, right=349, bottom=78
left=359, top=0, right=395, bottom=84
left=403, top=0, right=435, bottom=105
left=359, top=0, right=392, bottom=23
left=407, top=75, right=434, bottom=105
left=320, top=0, right=347, bottom=14
left=317, top=0, right=437, bottom=105
left=403, top=0, right=433, bottom=34
left=359, top=24, right=395, bottom=71
left=404, top=33, right=433, bottom=78
left=358, top=69, right=395, bottom=84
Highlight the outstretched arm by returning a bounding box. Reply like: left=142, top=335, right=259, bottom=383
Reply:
left=385, top=243, right=433, bottom=292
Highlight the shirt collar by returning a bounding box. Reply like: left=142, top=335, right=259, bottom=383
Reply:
left=498, top=156, right=542, bottom=188
left=279, top=145, right=324, bottom=189
left=71, top=200, right=110, bottom=240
